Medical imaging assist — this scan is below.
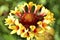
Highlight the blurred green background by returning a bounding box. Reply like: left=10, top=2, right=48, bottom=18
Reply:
left=0, top=0, right=60, bottom=40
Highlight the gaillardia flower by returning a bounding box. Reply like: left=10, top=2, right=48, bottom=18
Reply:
left=5, top=2, right=55, bottom=40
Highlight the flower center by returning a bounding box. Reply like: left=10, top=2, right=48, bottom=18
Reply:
left=24, top=13, right=33, bottom=22
left=20, top=13, right=39, bottom=28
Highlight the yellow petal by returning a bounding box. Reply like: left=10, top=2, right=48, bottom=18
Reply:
left=37, top=5, right=42, bottom=10
left=45, top=26, right=55, bottom=35
left=43, top=20, right=51, bottom=24
left=30, top=25, right=36, bottom=31
left=10, top=10, right=16, bottom=14
left=17, top=29, right=21, bottom=35
left=29, top=32, right=34, bottom=38
left=8, top=25, right=18, bottom=30
left=35, top=33, right=45, bottom=40
left=37, top=21, right=42, bottom=25
left=27, top=37, right=30, bottom=40
left=21, top=32, right=27, bottom=38
left=5, top=14, right=15, bottom=25
left=24, top=3, right=28, bottom=6
left=15, top=7, right=18, bottom=11
left=5, top=18, right=13, bottom=25
left=19, top=23, right=25, bottom=30
left=40, top=7, right=50, bottom=15
left=39, top=29, right=45, bottom=33
left=17, top=29, right=25, bottom=35
left=28, top=2, right=33, bottom=7
left=10, top=30, right=17, bottom=34
left=15, top=19, right=19, bottom=25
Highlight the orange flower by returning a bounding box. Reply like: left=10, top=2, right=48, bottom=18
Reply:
left=5, top=2, right=55, bottom=40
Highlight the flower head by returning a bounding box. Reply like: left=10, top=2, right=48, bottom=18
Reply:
left=5, top=2, right=55, bottom=40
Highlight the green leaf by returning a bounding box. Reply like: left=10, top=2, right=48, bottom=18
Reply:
left=2, top=34, right=16, bottom=40
left=0, top=16, right=9, bottom=33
